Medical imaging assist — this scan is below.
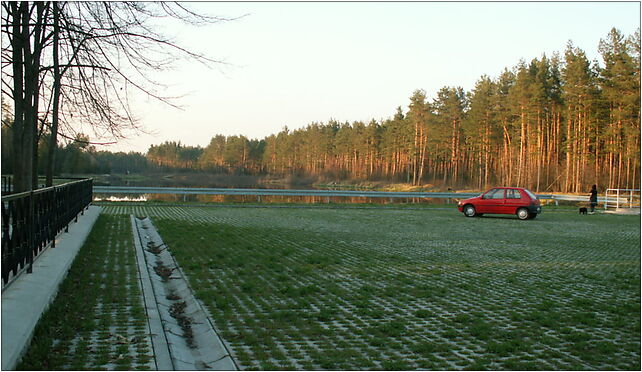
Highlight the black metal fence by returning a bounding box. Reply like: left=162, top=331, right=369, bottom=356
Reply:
left=1, top=175, right=12, bottom=194
left=1, top=178, right=93, bottom=286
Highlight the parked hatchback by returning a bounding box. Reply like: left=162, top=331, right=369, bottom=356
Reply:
left=457, top=187, right=542, bottom=220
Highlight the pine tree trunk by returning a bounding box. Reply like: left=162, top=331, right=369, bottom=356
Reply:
left=418, top=126, right=427, bottom=184
left=564, top=109, right=571, bottom=193
left=518, top=106, right=526, bottom=187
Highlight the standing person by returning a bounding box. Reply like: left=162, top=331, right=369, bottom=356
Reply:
left=589, top=184, right=598, bottom=214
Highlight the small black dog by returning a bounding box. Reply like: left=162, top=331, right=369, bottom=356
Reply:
left=579, top=207, right=588, bottom=215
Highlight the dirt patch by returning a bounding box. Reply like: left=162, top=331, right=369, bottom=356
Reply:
left=153, top=262, right=174, bottom=282
left=169, top=301, right=196, bottom=349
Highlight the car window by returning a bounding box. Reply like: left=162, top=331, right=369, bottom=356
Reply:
left=524, top=189, right=538, bottom=200
left=506, top=189, right=522, bottom=199
left=483, top=188, right=504, bottom=199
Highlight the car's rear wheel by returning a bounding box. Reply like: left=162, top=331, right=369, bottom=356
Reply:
left=463, top=204, right=476, bottom=217
left=517, top=208, right=530, bottom=220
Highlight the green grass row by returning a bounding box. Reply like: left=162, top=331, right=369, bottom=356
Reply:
left=17, top=215, right=153, bottom=370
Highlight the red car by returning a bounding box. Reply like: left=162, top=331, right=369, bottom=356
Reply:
left=457, top=187, right=542, bottom=220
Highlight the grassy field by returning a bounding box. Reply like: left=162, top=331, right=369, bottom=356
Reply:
left=102, top=205, right=640, bottom=370
left=17, top=215, right=154, bottom=370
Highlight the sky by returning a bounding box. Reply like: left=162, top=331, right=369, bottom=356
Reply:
left=103, top=1, right=641, bottom=153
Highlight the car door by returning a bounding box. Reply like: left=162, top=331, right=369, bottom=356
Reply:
left=477, top=188, right=505, bottom=213
left=503, top=188, right=523, bottom=214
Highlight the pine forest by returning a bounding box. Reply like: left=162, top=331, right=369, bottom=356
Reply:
left=6, top=28, right=639, bottom=193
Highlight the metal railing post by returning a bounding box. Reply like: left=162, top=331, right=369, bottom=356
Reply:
left=65, top=185, right=70, bottom=232
left=27, top=191, right=34, bottom=274
left=52, top=185, right=57, bottom=248
left=74, top=183, right=79, bottom=223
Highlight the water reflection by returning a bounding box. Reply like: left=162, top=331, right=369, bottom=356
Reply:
left=94, top=195, right=148, bottom=202
left=93, top=193, right=453, bottom=205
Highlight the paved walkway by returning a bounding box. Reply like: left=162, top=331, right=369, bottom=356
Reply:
left=1, top=206, right=101, bottom=370
left=603, top=207, right=641, bottom=215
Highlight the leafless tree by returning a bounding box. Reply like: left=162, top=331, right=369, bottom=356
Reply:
left=2, top=1, right=236, bottom=190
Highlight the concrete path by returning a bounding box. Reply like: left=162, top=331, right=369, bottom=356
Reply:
left=1, top=206, right=102, bottom=370
left=131, top=216, right=174, bottom=370
left=132, top=216, right=237, bottom=370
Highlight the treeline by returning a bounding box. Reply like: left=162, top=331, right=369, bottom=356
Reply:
left=147, top=137, right=265, bottom=173
left=141, top=28, right=640, bottom=192
left=5, top=28, right=637, bottom=192
left=0, top=128, right=148, bottom=175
